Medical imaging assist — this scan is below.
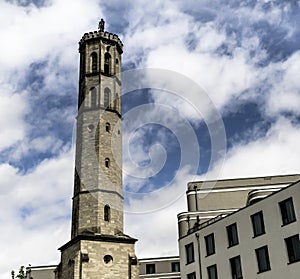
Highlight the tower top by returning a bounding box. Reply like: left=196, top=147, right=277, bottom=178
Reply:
left=98, top=18, right=105, bottom=32
left=78, top=20, right=123, bottom=53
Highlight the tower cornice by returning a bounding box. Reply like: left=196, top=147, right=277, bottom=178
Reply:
left=79, top=31, right=123, bottom=54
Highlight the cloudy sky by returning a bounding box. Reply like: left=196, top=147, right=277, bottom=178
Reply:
left=1, top=0, right=300, bottom=277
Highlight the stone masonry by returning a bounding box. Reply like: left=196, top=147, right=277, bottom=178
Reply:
left=55, top=20, right=138, bottom=279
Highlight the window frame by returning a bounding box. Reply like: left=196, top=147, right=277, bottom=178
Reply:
left=207, top=264, right=218, bottom=279
left=187, top=272, right=196, bottom=279
left=171, top=262, right=180, bottom=272
left=229, top=255, right=243, bottom=279
left=251, top=211, right=265, bottom=237
left=204, top=233, right=216, bottom=256
left=279, top=197, right=296, bottom=226
left=285, top=234, right=300, bottom=264
left=226, top=223, right=239, bottom=247
left=255, top=245, right=271, bottom=273
left=185, top=243, right=195, bottom=265
left=145, top=263, right=156, bottom=274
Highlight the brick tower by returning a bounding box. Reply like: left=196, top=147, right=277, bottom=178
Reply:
left=55, top=20, right=139, bottom=279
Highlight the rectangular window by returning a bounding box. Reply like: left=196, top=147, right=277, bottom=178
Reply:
left=187, top=272, right=196, bottom=279
left=251, top=211, right=265, bottom=237
left=146, top=264, right=156, bottom=274
left=285, top=234, right=300, bottom=264
left=279, top=197, right=296, bottom=225
left=185, top=243, right=195, bottom=264
left=205, top=233, right=216, bottom=256
left=227, top=223, right=239, bottom=247
left=230, top=256, right=243, bottom=279
left=207, top=264, right=218, bottom=279
left=171, top=262, right=180, bottom=272
left=255, top=246, right=271, bottom=273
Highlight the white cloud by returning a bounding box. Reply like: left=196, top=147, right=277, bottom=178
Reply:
left=0, top=148, right=73, bottom=278
left=266, top=51, right=300, bottom=116
left=0, top=85, right=28, bottom=151
left=210, top=117, right=300, bottom=179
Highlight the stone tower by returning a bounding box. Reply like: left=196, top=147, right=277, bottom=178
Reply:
left=55, top=20, right=139, bottom=279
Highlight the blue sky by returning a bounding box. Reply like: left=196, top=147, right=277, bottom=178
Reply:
left=1, top=0, right=300, bottom=277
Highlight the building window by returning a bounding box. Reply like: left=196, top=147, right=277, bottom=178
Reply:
left=207, top=264, right=218, bottom=279
left=255, top=246, right=271, bottom=273
left=171, top=262, right=180, bottom=272
left=227, top=223, right=239, bottom=247
left=230, top=256, right=243, bottom=279
left=104, top=205, right=110, bottom=222
left=91, top=52, right=97, bottom=73
left=104, top=52, right=111, bottom=74
left=279, top=197, right=296, bottom=226
left=205, top=233, right=215, bottom=256
left=104, top=88, right=111, bottom=108
left=105, top=122, right=110, bottom=133
left=105, top=158, right=110, bottom=168
left=251, top=211, right=265, bottom=237
left=285, top=234, right=300, bottom=264
left=146, top=264, right=155, bottom=274
left=185, top=243, right=194, bottom=264
left=187, top=272, right=196, bottom=279
left=90, top=87, right=97, bottom=108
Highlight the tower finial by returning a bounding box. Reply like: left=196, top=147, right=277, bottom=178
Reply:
left=98, top=18, right=105, bottom=32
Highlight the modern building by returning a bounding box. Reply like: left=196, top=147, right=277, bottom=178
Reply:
left=178, top=174, right=300, bottom=238
left=54, top=20, right=139, bottom=279
left=26, top=265, right=56, bottom=279
left=139, top=256, right=181, bottom=279
left=178, top=175, right=300, bottom=279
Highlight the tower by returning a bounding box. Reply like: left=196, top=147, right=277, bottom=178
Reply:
left=55, top=20, right=138, bottom=279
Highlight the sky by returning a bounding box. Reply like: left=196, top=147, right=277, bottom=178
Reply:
left=1, top=0, right=300, bottom=277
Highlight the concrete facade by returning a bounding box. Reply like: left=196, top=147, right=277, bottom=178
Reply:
left=179, top=177, right=300, bottom=279
left=178, top=174, right=300, bottom=238
left=139, top=256, right=181, bottom=279
left=55, top=21, right=138, bottom=279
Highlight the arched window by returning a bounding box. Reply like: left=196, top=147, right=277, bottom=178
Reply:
left=104, top=53, right=111, bottom=74
left=105, top=122, right=110, bottom=132
left=104, top=205, right=110, bottom=222
left=115, top=58, right=119, bottom=73
left=105, top=158, right=110, bottom=168
left=90, top=87, right=97, bottom=108
left=91, top=52, right=97, bottom=73
left=104, top=88, right=111, bottom=108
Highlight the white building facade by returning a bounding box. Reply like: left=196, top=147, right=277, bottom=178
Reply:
left=178, top=178, right=300, bottom=279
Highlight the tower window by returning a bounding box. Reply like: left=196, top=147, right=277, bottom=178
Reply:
left=105, top=158, right=110, bottom=168
left=90, top=87, right=97, bottom=108
left=104, top=52, right=111, bottom=74
left=91, top=52, right=97, bottom=73
left=104, top=88, right=111, bottom=108
left=105, top=122, right=111, bottom=132
left=104, top=205, right=110, bottom=222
